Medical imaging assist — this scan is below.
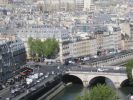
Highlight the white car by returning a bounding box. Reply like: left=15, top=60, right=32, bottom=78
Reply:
left=131, top=95, right=133, bottom=100
left=97, top=68, right=104, bottom=72
left=6, top=98, right=10, bottom=100
left=45, top=74, right=48, bottom=78
left=57, top=66, right=60, bottom=69
left=51, top=71, right=54, bottom=75
left=93, top=55, right=98, bottom=58
left=113, top=67, right=120, bottom=70
left=68, top=61, right=75, bottom=64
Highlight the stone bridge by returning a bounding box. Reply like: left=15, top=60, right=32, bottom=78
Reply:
left=65, top=71, right=131, bottom=88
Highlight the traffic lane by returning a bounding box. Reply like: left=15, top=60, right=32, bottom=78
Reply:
left=31, top=64, right=74, bottom=75
left=13, top=75, right=57, bottom=100
left=68, top=69, right=126, bottom=74
left=0, top=86, right=10, bottom=96
left=30, top=65, right=61, bottom=74
left=84, top=52, right=133, bottom=64
left=28, top=62, right=126, bottom=74
left=69, top=67, right=126, bottom=73
left=0, top=87, right=11, bottom=100
left=1, top=91, right=12, bottom=100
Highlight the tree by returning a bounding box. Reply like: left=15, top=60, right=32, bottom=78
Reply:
left=125, top=59, right=133, bottom=84
left=28, top=38, right=59, bottom=60
left=28, top=37, right=35, bottom=60
left=28, top=37, right=33, bottom=52
left=76, top=84, right=118, bottom=100
left=44, top=38, right=59, bottom=58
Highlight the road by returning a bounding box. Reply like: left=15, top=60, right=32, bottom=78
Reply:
left=84, top=49, right=133, bottom=64
left=68, top=65, right=126, bottom=74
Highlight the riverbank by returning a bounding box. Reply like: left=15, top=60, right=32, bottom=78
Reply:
left=52, top=84, right=133, bottom=100
left=38, top=82, right=74, bottom=100
left=38, top=82, right=66, bottom=100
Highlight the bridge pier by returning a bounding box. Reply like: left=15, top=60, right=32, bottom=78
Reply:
left=113, top=82, right=121, bottom=88
left=83, top=81, right=89, bottom=87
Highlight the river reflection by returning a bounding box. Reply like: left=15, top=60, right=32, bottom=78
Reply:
left=52, top=84, right=133, bottom=100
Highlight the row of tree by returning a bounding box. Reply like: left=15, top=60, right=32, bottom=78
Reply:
left=76, top=84, right=118, bottom=100
left=28, top=37, right=59, bottom=60
left=125, top=59, right=133, bottom=85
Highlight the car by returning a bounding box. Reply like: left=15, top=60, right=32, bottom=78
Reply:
left=56, top=60, right=61, bottom=63
left=37, top=80, right=40, bottom=83
left=57, top=66, right=60, bottom=69
left=68, top=60, right=75, bottom=64
left=113, top=67, right=120, bottom=70
left=6, top=98, right=10, bottom=100
left=51, top=71, right=54, bottom=75
left=80, top=62, right=85, bottom=65
left=39, top=73, right=43, bottom=77
left=30, top=87, right=36, bottom=92
left=40, top=76, right=44, bottom=80
left=131, top=95, right=133, bottom=100
left=45, top=75, right=48, bottom=78
left=97, top=68, right=104, bottom=72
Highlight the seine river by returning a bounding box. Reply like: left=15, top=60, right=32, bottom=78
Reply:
left=52, top=84, right=133, bottom=100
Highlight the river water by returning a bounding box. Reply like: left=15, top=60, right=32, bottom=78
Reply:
left=52, top=84, right=133, bottom=100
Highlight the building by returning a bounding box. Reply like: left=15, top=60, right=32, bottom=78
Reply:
left=93, top=25, right=122, bottom=55
left=83, top=0, right=93, bottom=11
left=35, top=0, right=92, bottom=12
left=16, top=25, right=70, bottom=63
left=0, top=35, right=26, bottom=83
left=69, top=36, right=97, bottom=58
left=0, top=0, right=8, bottom=5
left=74, top=0, right=84, bottom=11
left=129, top=23, right=133, bottom=49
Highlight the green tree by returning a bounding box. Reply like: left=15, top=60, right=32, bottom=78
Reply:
left=28, top=37, right=35, bottom=60
left=28, top=37, right=33, bottom=53
left=76, top=84, right=118, bottom=100
left=125, top=59, right=133, bottom=84
left=44, top=38, right=59, bottom=58
left=28, top=38, right=59, bottom=60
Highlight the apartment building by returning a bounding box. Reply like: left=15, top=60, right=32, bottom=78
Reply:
left=94, top=25, right=122, bottom=54
left=35, top=0, right=93, bottom=12
left=103, top=31, right=121, bottom=52
left=0, top=35, right=26, bottom=83
left=69, top=37, right=97, bottom=58
left=0, top=0, right=8, bottom=5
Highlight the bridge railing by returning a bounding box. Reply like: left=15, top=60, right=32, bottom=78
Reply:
left=66, top=71, right=127, bottom=76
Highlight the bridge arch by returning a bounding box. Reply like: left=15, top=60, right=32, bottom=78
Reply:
left=120, top=79, right=133, bottom=87
left=88, top=76, right=115, bottom=88
left=62, top=74, right=83, bottom=85
left=66, top=71, right=128, bottom=88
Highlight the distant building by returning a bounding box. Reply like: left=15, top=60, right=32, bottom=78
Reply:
left=83, top=0, right=93, bottom=11
left=34, top=0, right=93, bottom=12
left=0, top=35, right=26, bottom=83
left=0, top=0, right=8, bottom=5
left=129, top=23, right=133, bottom=49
